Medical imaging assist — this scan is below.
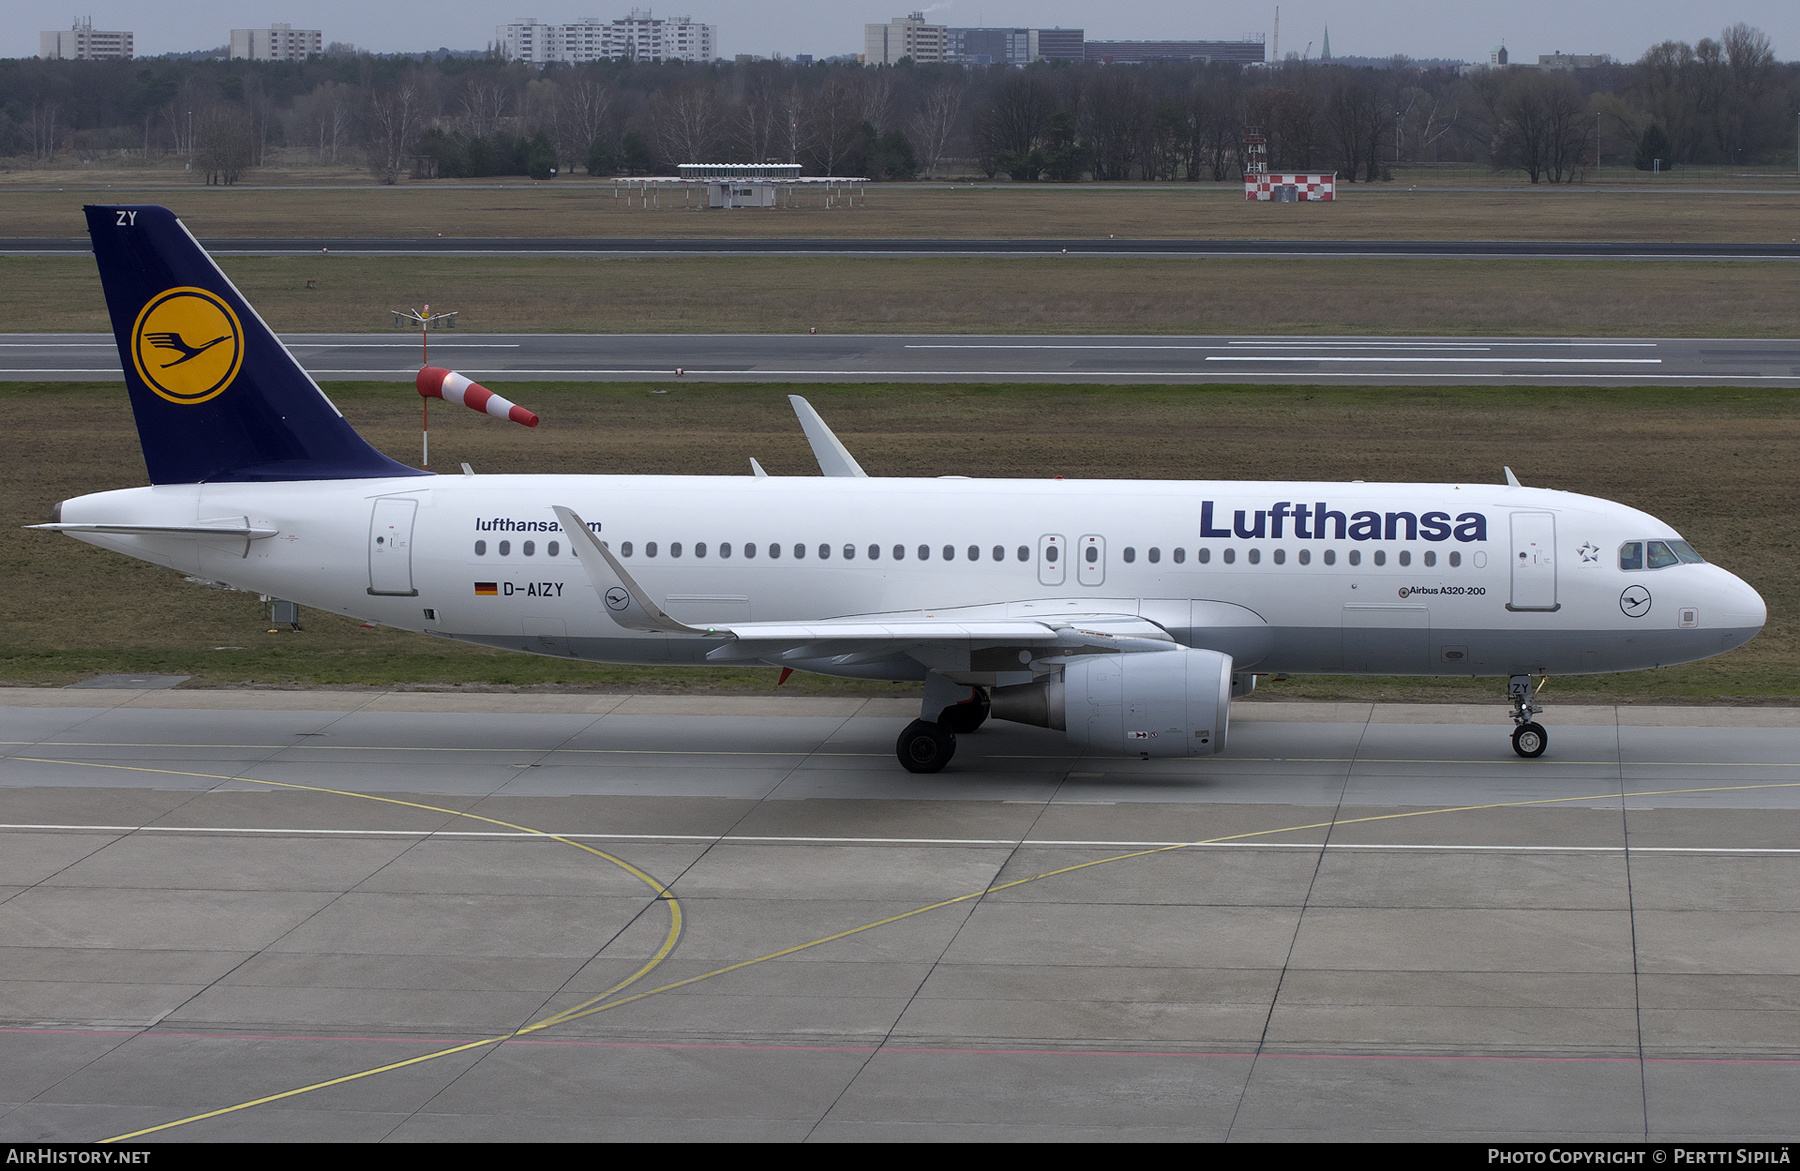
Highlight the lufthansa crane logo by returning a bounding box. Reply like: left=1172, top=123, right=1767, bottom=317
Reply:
left=129, top=287, right=244, bottom=405
left=604, top=587, right=631, bottom=612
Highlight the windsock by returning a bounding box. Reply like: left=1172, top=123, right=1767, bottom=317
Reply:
left=416, top=367, right=539, bottom=427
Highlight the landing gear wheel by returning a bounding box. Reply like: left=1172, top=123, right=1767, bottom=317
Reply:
left=897, top=718, right=957, bottom=773
left=1512, top=722, right=1548, bottom=759
left=941, top=689, right=992, bottom=734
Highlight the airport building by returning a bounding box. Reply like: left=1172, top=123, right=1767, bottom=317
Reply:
left=498, top=11, right=717, bottom=65
left=38, top=19, right=133, bottom=60
left=229, top=24, right=324, bottom=62
left=1084, top=37, right=1265, bottom=65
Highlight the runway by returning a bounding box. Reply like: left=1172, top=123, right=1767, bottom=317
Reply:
left=6, top=236, right=1800, bottom=260
left=3, top=688, right=1799, bottom=1141
left=8, top=333, right=1800, bottom=385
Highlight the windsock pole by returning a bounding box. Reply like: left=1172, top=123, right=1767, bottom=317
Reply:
left=420, top=306, right=431, bottom=468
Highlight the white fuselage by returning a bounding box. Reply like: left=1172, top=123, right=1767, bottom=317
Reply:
left=55, top=474, right=1766, bottom=681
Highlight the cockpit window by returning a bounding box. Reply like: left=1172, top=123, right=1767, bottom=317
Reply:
left=1619, top=542, right=1642, bottom=571
left=1646, top=540, right=1680, bottom=569
left=1669, top=540, right=1705, bottom=564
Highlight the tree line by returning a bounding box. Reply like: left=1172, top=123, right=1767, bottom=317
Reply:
left=0, top=24, right=1793, bottom=186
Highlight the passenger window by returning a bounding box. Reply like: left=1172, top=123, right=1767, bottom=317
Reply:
left=769, top=543, right=781, bottom=559
left=1248, top=548, right=1261, bottom=565
left=1223, top=548, right=1235, bottom=564
left=1348, top=550, right=1361, bottom=566
left=969, top=545, right=980, bottom=561
left=1122, top=547, right=1136, bottom=564
left=720, top=542, right=731, bottom=558
left=620, top=541, right=632, bottom=557
left=670, top=542, right=682, bottom=558
left=1646, top=541, right=1679, bottom=569
left=819, top=544, right=831, bottom=560
left=794, top=544, right=805, bottom=559
left=1198, top=548, right=1211, bottom=564
left=475, top=540, right=486, bottom=556
left=1423, top=550, right=1434, bottom=567
left=1016, top=546, right=1029, bottom=561
left=1324, top=549, right=1336, bottom=566
left=1449, top=550, right=1460, bottom=568
left=499, top=540, right=511, bottom=556
left=744, top=543, right=756, bottom=559
left=694, top=542, right=706, bottom=558
left=1619, top=542, right=1643, bottom=570
left=1298, top=548, right=1310, bottom=566
left=1373, top=550, right=1386, bottom=567
left=1670, top=540, right=1705, bottom=564
left=1272, top=548, right=1285, bottom=565
left=993, top=545, right=1004, bottom=561
left=1399, top=550, right=1411, bottom=567
left=844, top=544, right=856, bottom=560
left=1173, top=548, right=1186, bottom=564
left=942, top=545, right=954, bottom=561
left=522, top=541, right=535, bottom=557
left=1045, top=545, right=1058, bottom=563
left=1148, top=547, right=1161, bottom=564
left=1084, top=545, right=1098, bottom=564
left=548, top=541, right=560, bottom=557
left=646, top=542, right=657, bottom=558
left=869, top=545, right=880, bottom=560
left=894, top=545, right=906, bottom=560
left=918, top=545, right=930, bottom=560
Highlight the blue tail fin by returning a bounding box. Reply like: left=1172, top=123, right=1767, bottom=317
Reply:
left=85, top=205, right=426, bottom=484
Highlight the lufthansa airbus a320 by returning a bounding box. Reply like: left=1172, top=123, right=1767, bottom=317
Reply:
left=36, top=206, right=1767, bottom=771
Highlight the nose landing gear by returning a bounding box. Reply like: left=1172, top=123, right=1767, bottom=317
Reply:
left=1508, top=674, right=1548, bottom=758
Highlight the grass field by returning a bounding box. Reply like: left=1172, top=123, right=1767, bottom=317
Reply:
left=3, top=380, right=1794, bottom=703
left=2, top=179, right=1798, bottom=242
left=8, top=253, right=1800, bottom=337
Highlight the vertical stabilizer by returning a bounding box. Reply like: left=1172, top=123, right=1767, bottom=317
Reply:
left=85, top=205, right=425, bottom=484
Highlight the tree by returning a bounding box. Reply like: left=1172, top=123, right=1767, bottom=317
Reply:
left=1634, top=122, right=1672, bottom=170
left=807, top=75, right=863, bottom=175
left=910, top=81, right=963, bottom=179
left=367, top=83, right=423, bottom=184
left=650, top=83, right=722, bottom=165
left=195, top=105, right=253, bottom=184
left=1489, top=71, right=1594, bottom=183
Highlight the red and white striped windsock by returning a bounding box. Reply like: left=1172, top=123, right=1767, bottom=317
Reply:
left=416, top=367, right=539, bottom=428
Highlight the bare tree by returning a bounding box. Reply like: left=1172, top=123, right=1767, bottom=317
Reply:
left=737, top=74, right=783, bottom=163
left=460, top=79, right=509, bottom=140
left=857, top=70, right=894, bottom=135
left=911, top=81, right=963, bottom=179
left=781, top=82, right=811, bottom=165
left=975, top=74, right=1055, bottom=176
left=807, top=75, right=863, bottom=176
left=367, top=83, right=423, bottom=184
left=1084, top=70, right=1151, bottom=180
left=1490, top=71, right=1594, bottom=183
left=651, top=83, right=723, bottom=165
left=552, top=77, right=616, bottom=167
left=195, top=106, right=254, bottom=185
left=296, top=81, right=357, bottom=164
left=28, top=101, right=59, bottom=161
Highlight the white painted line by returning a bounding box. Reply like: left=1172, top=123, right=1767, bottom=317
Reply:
left=1, top=822, right=1793, bottom=854
left=1206, top=356, right=1664, bottom=365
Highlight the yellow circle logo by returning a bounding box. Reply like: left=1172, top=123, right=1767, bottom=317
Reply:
left=130, top=287, right=244, bottom=405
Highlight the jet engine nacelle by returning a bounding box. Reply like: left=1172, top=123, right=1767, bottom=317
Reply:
left=990, top=648, right=1233, bottom=757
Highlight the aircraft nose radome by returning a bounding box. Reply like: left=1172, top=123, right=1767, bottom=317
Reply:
left=1716, top=567, right=1766, bottom=632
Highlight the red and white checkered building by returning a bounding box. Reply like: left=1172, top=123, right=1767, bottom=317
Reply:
left=1245, top=173, right=1337, bottom=201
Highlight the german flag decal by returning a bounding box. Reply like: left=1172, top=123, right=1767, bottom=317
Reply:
left=474, top=582, right=498, bottom=596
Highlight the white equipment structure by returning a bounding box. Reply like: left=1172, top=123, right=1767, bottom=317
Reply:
left=617, top=163, right=869, bottom=209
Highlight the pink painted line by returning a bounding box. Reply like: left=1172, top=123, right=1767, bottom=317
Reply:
left=8, top=1026, right=1797, bottom=1066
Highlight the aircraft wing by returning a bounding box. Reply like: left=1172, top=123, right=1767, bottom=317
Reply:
left=552, top=505, right=1177, bottom=665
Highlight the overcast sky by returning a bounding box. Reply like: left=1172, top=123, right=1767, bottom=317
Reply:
left=9, top=2, right=1796, bottom=64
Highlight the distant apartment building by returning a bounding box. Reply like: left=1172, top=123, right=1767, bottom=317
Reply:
left=229, top=24, right=323, bottom=61
left=498, top=11, right=716, bottom=64
left=864, top=13, right=947, bottom=65
left=1489, top=46, right=1510, bottom=66
left=1539, top=52, right=1605, bottom=71
left=38, top=19, right=133, bottom=60
left=1084, top=38, right=1264, bottom=65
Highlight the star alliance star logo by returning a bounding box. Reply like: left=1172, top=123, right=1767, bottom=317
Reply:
left=1577, top=542, right=1600, bottom=563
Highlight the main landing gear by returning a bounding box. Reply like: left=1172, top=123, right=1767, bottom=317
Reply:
left=1508, top=674, right=1548, bottom=758
left=895, top=678, right=990, bottom=773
